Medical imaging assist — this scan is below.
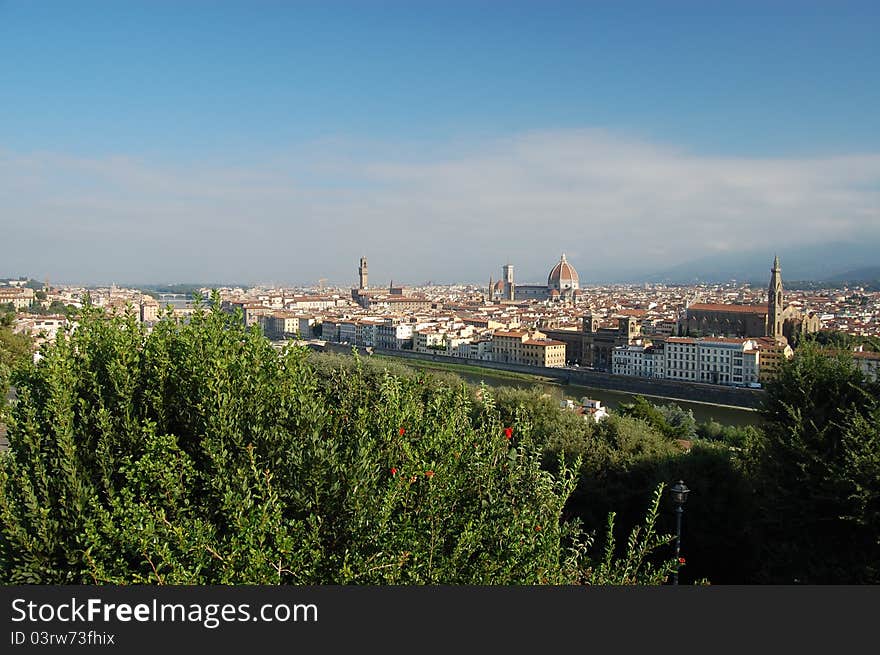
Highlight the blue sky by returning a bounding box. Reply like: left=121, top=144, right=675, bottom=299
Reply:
left=2, top=1, right=879, bottom=285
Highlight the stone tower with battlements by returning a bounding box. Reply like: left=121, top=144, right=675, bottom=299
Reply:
left=358, top=256, right=368, bottom=290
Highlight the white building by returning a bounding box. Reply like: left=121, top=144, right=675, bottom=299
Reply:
left=320, top=319, right=341, bottom=343
left=13, top=314, right=72, bottom=345
left=462, top=338, right=493, bottom=361
left=376, top=321, right=414, bottom=350
left=581, top=398, right=609, bottom=422
left=560, top=397, right=608, bottom=422
left=413, top=328, right=447, bottom=353
left=338, top=320, right=358, bottom=345
left=298, top=316, right=317, bottom=340
left=612, top=341, right=665, bottom=378
left=356, top=319, right=384, bottom=347
left=665, top=337, right=760, bottom=386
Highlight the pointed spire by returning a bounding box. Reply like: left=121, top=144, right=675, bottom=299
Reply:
left=773, top=254, right=780, bottom=270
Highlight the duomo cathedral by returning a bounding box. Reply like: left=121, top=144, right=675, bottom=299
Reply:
left=490, top=253, right=581, bottom=303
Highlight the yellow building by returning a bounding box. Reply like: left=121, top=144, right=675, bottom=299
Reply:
left=491, top=329, right=566, bottom=368
left=521, top=338, right=567, bottom=367
left=756, top=337, right=793, bottom=383
left=0, top=287, right=35, bottom=310
left=491, top=330, right=532, bottom=364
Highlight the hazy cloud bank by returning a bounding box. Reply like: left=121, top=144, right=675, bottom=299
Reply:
left=2, top=130, right=878, bottom=286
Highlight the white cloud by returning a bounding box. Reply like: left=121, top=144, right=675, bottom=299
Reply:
left=1, top=130, right=878, bottom=285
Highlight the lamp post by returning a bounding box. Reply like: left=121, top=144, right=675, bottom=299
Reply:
left=670, top=480, right=690, bottom=585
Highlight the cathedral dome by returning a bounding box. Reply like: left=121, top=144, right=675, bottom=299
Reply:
left=547, top=253, right=579, bottom=292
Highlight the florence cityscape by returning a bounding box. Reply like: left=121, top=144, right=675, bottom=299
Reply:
left=1, top=3, right=880, bottom=643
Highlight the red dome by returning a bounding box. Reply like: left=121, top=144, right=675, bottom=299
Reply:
left=547, top=253, right=580, bottom=291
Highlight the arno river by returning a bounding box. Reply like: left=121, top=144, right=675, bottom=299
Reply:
left=416, top=365, right=764, bottom=427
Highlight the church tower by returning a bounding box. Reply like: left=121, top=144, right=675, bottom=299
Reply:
left=768, top=255, right=783, bottom=339
left=358, top=256, right=368, bottom=289
left=502, top=263, right=515, bottom=301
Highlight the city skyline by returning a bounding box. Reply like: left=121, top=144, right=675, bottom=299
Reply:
left=2, top=1, right=879, bottom=285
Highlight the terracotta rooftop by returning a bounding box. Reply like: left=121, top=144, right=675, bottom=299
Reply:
left=688, top=303, right=768, bottom=315
left=493, top=330, right=529, bottom=337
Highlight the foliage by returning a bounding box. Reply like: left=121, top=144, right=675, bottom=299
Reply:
left=575, top=484, right=677, bottom=585
left=804, top=330, right=880, bottom=353
left=25, top=301, right=78, bottom=317
left=616, top=395, right=696, bottom=441
left=0, top=326, right=33, bottom=402
left=746, top=341, right=880, bottom=583
left=657, top=403, right=697, bottom=441
left=695, top=419, right=761, bottom=449
left=0, top=298, right=676, bottom=585
left=311, top=348, right=880, bottom=585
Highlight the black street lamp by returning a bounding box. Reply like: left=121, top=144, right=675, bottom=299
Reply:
left=670, top=480, right=690, bottom=585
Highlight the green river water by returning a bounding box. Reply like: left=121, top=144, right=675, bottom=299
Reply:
left=415, top=365, right=763, bottom=427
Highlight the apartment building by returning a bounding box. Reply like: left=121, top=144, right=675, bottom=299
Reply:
left=491, top=330, right=565, bottom=368
left=755, top=338, right=794, bottom=384
left=375, top=321, right=414, bottom=350
left=665, top=337, right=760, bottom=386
left=612, top=341, right=665, bottom=378
left=0, top=287, right=35, bottom=310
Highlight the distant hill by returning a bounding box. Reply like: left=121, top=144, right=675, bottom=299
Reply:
left=609, top=241, right=880, bottom=285
left=826, top=266, right=880, bottom=283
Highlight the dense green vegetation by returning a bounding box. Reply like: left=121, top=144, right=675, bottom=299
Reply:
left=800, top=329, right=880, bottom=353
left=0, top=310, right=33, bottom=404
left=0, top=299, right=676, bottom=585
left=746, top=342, right=880, bottom=583
left=357, top=345, right=880, bottom=584
left=25, top=300, right=79, bottom=317
left=2, top=297, right=877, bottom=585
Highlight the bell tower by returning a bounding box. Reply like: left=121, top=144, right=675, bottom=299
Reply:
left=768, top=255, right=783, bottom=339
left=502, top=262, right=514, bottom=301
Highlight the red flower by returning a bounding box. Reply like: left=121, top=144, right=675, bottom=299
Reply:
left=678, top=557, right=686, bottom=565
left=504, top=427, right=513, bottom=440
left=399, top=427, right=405, bottom=436
left=425, top=470, right=434, bottom=479
left=390, top=467, right=398, bottom=476
left=535, top=525, right=542, bottom=531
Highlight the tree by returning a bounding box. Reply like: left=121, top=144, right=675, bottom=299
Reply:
left=616, top=396, right=695, bottom=441
left=746, top=342, right=880, bottom=583
left=0, top=326, right=33, bottom=402
left=0, top=297, right=676, bottom=585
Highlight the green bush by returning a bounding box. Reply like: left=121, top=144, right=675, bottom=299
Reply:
left=746, top=342, right=880, bottom=583
left=0, top=298, right=676, bottom=585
